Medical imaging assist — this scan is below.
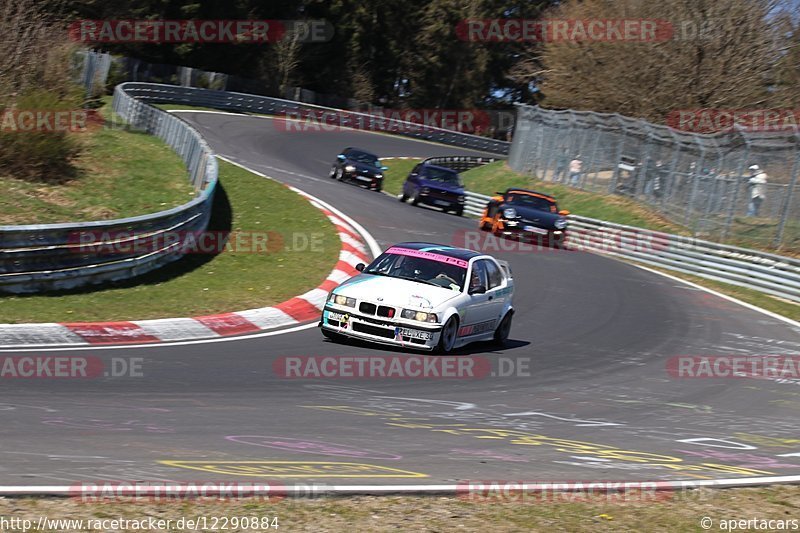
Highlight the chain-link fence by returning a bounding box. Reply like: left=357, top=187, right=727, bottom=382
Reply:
left=509, top=105, right=800, bottom=251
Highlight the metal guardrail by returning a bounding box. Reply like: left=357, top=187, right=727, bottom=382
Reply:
left=0, top=84, right=218, bottom=294
left=566, top=215, right=800, bottom=303
left=461, top=188, right=800, bottom=303
left=120, top=83, right=510, bottom=156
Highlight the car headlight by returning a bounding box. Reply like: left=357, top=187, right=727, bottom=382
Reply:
left=401, top=309, right=438, bottom=323
left=457, top=196, right=466, bottom=203
left=329, top=292, right=356, bottom=308
left=375, top=174, right=383, bottom=179
left=555, top=218, right=568, bottom=230
left=503, top=207, right=518, bottom=219
left=421, top=187, right=430, bottom=195
left=345, top=165, right=356, bottom=172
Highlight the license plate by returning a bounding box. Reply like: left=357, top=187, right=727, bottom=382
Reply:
left=524, top=226, right=548, bottom=234
left=327, top=311, right=348, bottom=323
left=397, top=328, right=432, bottom=340
left=433, top=200, right=450, bottom=206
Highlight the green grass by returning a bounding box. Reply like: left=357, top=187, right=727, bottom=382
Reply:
left=0, top=99, right=195, bottom=225
left=0, top=161, right=339, bottom=323
left=462, top=161, right=798, bottom=319
left=379, top=158, right=419, bottom=196
left=4, top=486, right=800, bottom=532
left=462, top=161, right=687, bottom=234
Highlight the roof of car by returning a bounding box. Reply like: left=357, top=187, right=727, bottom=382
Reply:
left=388, top=242, right=484, bottom=261
left=344, top=147, right=378, bottom=157
left=421, top=162, right=459, bottom=173
left=505, top=188, right=556, bottom=201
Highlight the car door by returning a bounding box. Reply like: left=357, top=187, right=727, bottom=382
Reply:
left=460, top=259, right=504, bottom=337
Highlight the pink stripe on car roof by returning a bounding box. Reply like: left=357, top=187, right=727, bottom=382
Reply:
left=386, top=247, right=469, bottom=268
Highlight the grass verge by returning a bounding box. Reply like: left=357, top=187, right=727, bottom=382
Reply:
left=379, top=158, right=419, bottom=196
left=0, top=160, right=339, bottom=323
left=0, top=99, right=195, bottom=225
left=462, top=161, right=687, bottom=234
left=3, top=486, right=800, bottom=532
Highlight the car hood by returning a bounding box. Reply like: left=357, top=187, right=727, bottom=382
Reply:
left=419, top=178, right=464, bottom=194
left=335, top=274, right=461, bottom=309
left=504, top=204, right=565, bottom=228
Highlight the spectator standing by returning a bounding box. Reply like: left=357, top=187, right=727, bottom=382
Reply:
left=569, top=155, right=582, bottom=186
left=553, top=147, right=568, bottom=182
left=746, top=164, right=768, bottom=217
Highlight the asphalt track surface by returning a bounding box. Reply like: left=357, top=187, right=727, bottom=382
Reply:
left=2, top=112, right=800, bottom=488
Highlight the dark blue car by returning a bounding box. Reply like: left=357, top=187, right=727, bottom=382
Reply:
left=400, top=162, right=466, bottom=216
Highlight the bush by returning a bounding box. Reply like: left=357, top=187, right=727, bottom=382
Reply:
left=0, top=90, right=83, bottom=183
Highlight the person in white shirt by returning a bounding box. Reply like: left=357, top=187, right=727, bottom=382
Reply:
left=746, top=164, right=767, bottom=217
left=569, top=156, right=582, bottom=186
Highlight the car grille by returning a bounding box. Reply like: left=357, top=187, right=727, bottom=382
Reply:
left=377, top=305, right=395, bottom=318
left=358, top=302, right=395, bottom=318
left=427, top=189, right=459, bottom=201
left=352, top=322, right=395, bottom=339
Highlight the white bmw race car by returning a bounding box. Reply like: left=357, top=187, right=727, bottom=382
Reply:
left=319, top=242, right=514, bottom=353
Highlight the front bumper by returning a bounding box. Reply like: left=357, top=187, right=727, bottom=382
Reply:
left=419, top=193, right=464, bottom=210
left=499, top=220, right=566, bottom=241
left=346, top=171, right=383, bottom=186
left=320, top=306, right=442, bottom=351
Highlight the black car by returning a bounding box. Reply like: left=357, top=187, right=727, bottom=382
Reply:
left=400, top=161, right=466, bottom=216
left=479, top=188, right=570, bottom=247
left=329, top=147, right=387, bottom=191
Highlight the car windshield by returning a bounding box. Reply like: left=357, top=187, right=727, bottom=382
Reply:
left=506, top=193, right=556, bottom=212
left=363, top=248, right=467, bottom=291
left=348, top=151, right=380, bottom=167
left=424, top=167, right=462, bottom=186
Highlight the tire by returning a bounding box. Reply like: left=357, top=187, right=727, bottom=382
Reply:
left=493, top=311, right=513, bottom=346
left=399, top=192, right=408, bottom=202
left=454, top=207, right=464, bottom=217
left=335, top=168, right=344, bottom=181
left=479, top=216, right=492, bottom=231
left=435, top=315, right=459, bottom=354
left=321, top=328, right=345, bottom=343
left=411, top=190, right=421, bottom=206
left=329, top=166, right=337, bottom=179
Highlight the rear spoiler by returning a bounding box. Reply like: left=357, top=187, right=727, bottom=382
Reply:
left=497, top=259, right=513, bottom=279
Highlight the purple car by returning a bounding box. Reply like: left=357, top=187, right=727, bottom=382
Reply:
left=400, top=162, right=466, bottom=216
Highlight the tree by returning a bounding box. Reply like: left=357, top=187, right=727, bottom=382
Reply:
left=532, top=0, right=788, bottom=123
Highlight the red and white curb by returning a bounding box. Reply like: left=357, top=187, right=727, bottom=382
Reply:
left=0, top=159, right=380, bottom=348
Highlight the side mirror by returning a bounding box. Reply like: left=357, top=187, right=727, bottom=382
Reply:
left=469, top=285, right=487, bottom=295
left=559, top=210, right=571, bottom=216
left=355, top=263, right=365, bottom=272
left=337, top=154, right=346, bottom=161
left=381, top=166, right=389, bottom=171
